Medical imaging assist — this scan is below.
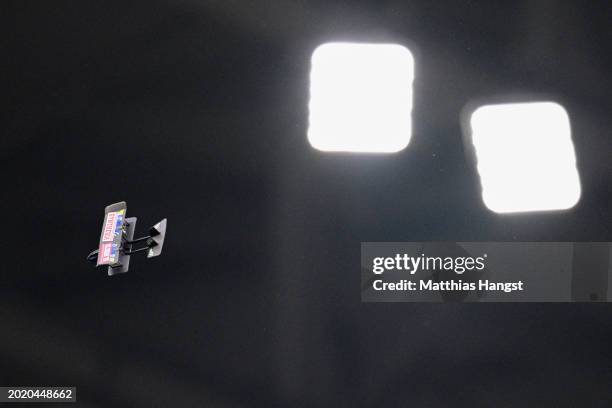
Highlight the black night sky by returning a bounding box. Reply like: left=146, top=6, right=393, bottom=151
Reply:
left=2, top=1, right=612, bottom=406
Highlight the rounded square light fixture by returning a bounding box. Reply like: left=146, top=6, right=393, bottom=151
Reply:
left=468, top=101, right=581, bottom=213
left=308, top=42, right=414, bottom=153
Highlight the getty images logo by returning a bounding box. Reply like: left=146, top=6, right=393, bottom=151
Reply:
left=372, top=253, right=487, bottom=275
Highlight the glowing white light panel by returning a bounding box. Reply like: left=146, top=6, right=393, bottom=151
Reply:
left=308, top=42, right=414, bottom=153
left=469, top=102, right=581, bottom=213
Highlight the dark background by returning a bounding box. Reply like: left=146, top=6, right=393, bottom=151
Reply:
left=3, top=0, right=612, bottom=406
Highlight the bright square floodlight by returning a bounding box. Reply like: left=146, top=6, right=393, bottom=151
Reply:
left=308, top=42, right=414, bottom=153
left=469, top=101, right=581, bottom=213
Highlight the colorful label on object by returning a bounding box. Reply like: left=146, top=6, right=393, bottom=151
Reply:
left=97, top=209, right=125, bottom=265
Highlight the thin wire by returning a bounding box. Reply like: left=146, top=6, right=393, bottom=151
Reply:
left=126, top=235, right=151, bottom=244
left=123, top=246, right=151, bottom=256
left=86, top=249, right=98, bottom=263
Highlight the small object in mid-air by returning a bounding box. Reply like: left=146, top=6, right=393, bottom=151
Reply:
left=86, top=201, right=167, bottom=276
